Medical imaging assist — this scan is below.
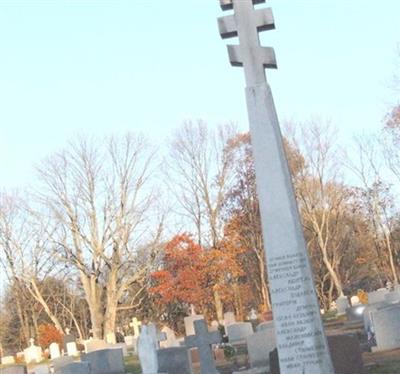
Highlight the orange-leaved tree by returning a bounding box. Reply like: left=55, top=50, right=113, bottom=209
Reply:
left=150, top=234, right=211, bottom=312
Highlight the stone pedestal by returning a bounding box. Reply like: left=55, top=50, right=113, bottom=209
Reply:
left=372, top=304, right=400, bottom=351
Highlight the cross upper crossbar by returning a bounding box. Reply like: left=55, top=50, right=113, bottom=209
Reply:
left=218, top=0, right=277, bottom=86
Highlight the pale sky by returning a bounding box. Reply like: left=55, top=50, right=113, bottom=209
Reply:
left=0, top=0, right=399, bottom=189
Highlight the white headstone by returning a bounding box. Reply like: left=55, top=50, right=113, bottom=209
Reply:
left=106, top=332, right=117, bottom=345
left=84, top=338, right=108, bottom=353
left=226, top=322, right=254, bottom=343
left=138, top=325, right=158, bottom=374
left=160, top=326, right=179, bottom=348
left=130, top=317, right=142, bottom=338
left=66, top=341, right=78, bottom=356
left=1, top=355, right=15, bottom=365
left=24, top=338, right=43, bottom=363
left=368, top=288, right=389, bottom=304
left=184, top=313, right=204, bottom=336
left=49, top=342, right=61, bottom=359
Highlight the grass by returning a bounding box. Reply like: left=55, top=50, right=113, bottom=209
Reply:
left=366, top=361, right=400, bottom=374
left=124, top=355, right=142, bottom=374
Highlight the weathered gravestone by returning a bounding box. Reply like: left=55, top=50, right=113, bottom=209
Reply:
left=346, top=305, right=366, bottom=322
left=49, top=342, right=61, bottom=359
left=57, top=362, right=90, bottom=374
left=336, top=295, right=350, bottom=315
left=270, top=334, right=364, bottom=374
left=82, top=348, right=125, bottom=374
left=185, top=319, right=222, bottom=374
left=371, top=304, right=400, bottom=351
left=217, top=1, right=334, bottom=373
left=384, top=290, right=400, bottom=304
left=106, top=332, right=117, bottom=345
left=51, top=356, right=74, bottom=373
left=247, top=323, right=276, bottom=369
left=0, top=366, right=27, bottom=374
left=226, top=322, right=253, bottom=343
left=157, top=347, right=193, bottom=374
left=138, top=325, right=159, bottom=374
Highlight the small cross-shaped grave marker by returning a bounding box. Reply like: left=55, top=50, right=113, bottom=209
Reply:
left=185, top=319, right=221, bottom=374
left=218, top=0, right=276, bottom=86
left=130, top=317, right=142, bottom=337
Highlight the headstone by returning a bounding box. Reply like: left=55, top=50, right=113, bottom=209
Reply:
left=129, top=317, right=142, bottom=338
left=209, top=321, right=219, bottom=331
left=147, top=323, right=167, bottom=348
left=51, top=356, right=74, bottom=373
left=184, top=313, right=204, bottom=336
left=336, top=295, right=350, bottom=315
left=138, top=325, right=158, bottom=374
left=157, top=347, right=193, bottom=374
left=184, top=319, right=222, bottom=374
left=106, top=332, right=117, bottom=345
left=66, top=342, right=78, bottom=357
left=57, top=362, right=90, bottom=374
left=270, top=334, right=364, bottom=374
left=223, top=311, right=236, bottom=326
left=345, top=305, right=366, bottom=322
left=1, top=356, right=15, bottom=365
left=23, top=338, right=43, bottom=364
left=350, top=295, right=360, bottom=306
left=256, top=321, right=274, bottom=332
left=84, top=338, right=108, bottom=353
left=82, top=348, right=125, bottom=374
left=371, top=304, right=400, bottom=351
left=384, top=290, right=400, bottom=304
left=217, top=1, right=335, bottom=372
left=109, top=343, right=128, bottom=357
left=62, top=329, right=76, bottom=353
left=247, top=325, right=276, bottom=369
left=0, top=366, right=27, bottom=374
left=226, top=322, right=253, bottom=343
left=367, top=288, right=389, bottom=304
left=124, top=335, right=137, bottom=352
left=160, top=326, right=179, bottom=348
left=49, top=342, right=61, bottom=359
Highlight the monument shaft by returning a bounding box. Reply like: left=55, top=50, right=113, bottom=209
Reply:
left=218, top=0, right=335, bottom=372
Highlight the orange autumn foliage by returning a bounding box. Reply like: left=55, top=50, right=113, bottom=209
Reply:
left=37, top=324, right=63, bottom=348
left=150, top=234, right=245, bottom=313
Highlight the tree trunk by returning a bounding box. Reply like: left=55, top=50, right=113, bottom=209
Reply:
left=213, top=289, right=224, bottom=322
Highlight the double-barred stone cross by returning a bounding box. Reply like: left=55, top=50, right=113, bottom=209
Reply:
left=217, top=1, right=335, bottom=373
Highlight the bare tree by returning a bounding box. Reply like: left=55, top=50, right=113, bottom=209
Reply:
left=36, top=134, right=162, bottom=338
left=165, top=121, right=237, bottom=320
left=348, top=135, right=399, bottom=284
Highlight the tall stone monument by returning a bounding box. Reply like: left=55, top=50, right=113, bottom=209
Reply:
left=217, top=1, right=335, bottom=373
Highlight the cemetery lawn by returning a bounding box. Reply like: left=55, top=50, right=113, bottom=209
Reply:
left=366, top=361, right=400, bottom=374
left=124, top=355, right=141, bottom=373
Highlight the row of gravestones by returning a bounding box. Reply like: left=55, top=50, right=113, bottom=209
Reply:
left=334, top=285, right=400, bottom=352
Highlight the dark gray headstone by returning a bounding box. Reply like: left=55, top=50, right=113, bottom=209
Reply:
left=58, top=362, right=90, bottom=374
left=270, top=334, right=364, bottom=374
left=0, top=366, right=27, bottom=374
left=346, top=305, right=366, bottom=322
left=184, top=319, right=221, bottom=374
left=157, top=347, right=193, bottom=374
left=82, top=348, right=125, bottom=374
